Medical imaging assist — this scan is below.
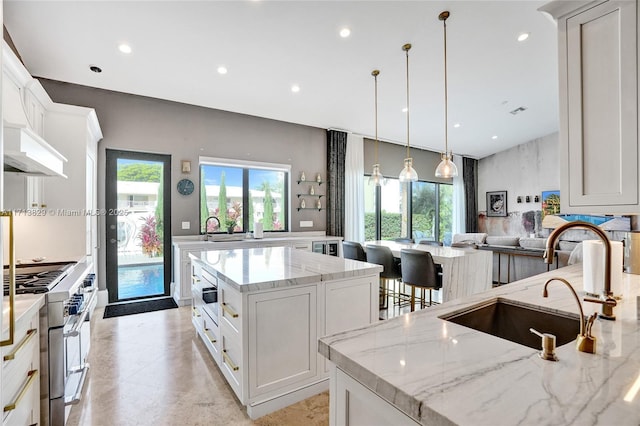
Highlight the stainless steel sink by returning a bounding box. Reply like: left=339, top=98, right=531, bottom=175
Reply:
left=439, top=298, right=580, bottom=350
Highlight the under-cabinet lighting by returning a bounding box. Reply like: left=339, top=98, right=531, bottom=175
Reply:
left=624, top=371, right=640, bottom=402
left=400, top=359, right=406, bottom=367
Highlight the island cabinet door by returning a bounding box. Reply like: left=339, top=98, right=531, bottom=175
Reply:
left=247, top=285, right=318, bottom=400
left=332, top=367, right=419, bottom=426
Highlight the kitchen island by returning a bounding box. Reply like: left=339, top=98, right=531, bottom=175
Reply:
left=189, top=246, right=381, bottom=419
left=319, top=264, right=640, bottom=425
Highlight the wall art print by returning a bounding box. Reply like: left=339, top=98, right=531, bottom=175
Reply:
left=486, top=191, right=507, bottom=217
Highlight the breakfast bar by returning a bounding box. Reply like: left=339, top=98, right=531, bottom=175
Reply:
left=319, top=264, right=640, bottom=425
left=364, top=240, right=493, bottom=302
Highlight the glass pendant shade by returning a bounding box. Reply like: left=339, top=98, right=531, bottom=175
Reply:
left=435, top=152, right=458, bottom=178
left=369, top=163, right=383, bottom=186
left=398, top=158, right=418, bottom=182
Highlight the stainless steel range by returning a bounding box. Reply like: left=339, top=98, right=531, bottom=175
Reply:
left=4, top=260, right=97, bottom=426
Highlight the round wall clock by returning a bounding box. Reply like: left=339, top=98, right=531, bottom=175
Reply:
left=177, top=178, right=195, bottom=195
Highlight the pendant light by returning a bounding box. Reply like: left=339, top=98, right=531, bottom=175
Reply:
left=435, top=11, right=459, bottom=178
left=369, top=69, right=384, bottom=186
left=398, top=43, right=418, bottom=183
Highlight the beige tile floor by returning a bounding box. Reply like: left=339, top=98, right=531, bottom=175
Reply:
left=67, top=306, right=328, bottom=426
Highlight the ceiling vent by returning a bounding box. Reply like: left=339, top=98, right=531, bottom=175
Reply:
left=510, top=106, right=527, bottom=115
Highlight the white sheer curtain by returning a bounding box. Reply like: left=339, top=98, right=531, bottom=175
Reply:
left=452, top=154, right=465, bottom=235
left=344, top=134, right=365, bottom=242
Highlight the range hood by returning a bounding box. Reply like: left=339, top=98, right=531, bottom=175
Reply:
left=4, top=123, right=67, bottom=177
left=2, top=61, right=67, bottom=177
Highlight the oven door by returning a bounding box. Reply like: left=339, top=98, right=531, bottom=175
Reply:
left=63, top=290, right=95, bottom=406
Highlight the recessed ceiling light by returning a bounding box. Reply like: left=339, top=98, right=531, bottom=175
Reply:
left=89, top=65, right=102, bottom=73
left=291, top=84, right=300, bottom=93
left=517, top=33, right=530, bottom=42
left=402, top=107, right=408, bottom=113
left=492, top=135, right=498, bottom=140
left=340, top=28, right=351, bottom=38
left=217, top=66, right=228, bottom=75
left=118, top=43, right=132, bottom=54
left=453, top=123, right=461, bottom=128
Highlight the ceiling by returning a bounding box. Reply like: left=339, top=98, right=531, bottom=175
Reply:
left=3, top=0, right=559, bottom=159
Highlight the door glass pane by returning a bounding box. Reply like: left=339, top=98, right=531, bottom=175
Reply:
left=116, top=158, right=165, bottom=300
left=439, top=184, right=453, bottom=245
left=412, top=181, right=437, bottom=242
left=200, top=165, right=243, bottom=233
left=248, top=169, right=286, bottom=231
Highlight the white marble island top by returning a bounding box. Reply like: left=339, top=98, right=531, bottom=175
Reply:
left=319, top=264, right=640, bottom=425
left=189, top=247, right=382, bottom=292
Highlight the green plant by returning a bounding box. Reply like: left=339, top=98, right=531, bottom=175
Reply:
left=138, top=215, right=162, bottom=257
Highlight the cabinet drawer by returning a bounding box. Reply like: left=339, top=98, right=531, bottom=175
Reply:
left=220, top=284, right=242, bottom=334
left=2, top=369, right=39, bottom=426
left=191, top=297, right=203, bottom=333
left=201, top=309, right=221, bottom=364
left=220, top=328, right=243, bottom=400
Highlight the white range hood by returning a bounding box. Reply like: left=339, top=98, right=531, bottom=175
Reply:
left=2, top=42, right=67, bottom=177
left=3, top=123, right=67, bottom=177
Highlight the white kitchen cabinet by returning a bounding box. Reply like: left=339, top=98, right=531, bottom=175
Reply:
left=1, top=301, right=40, bottom=426
left=43, top=106, right=102, bottom=263
left=247, top=285, right=317, bottom=399
left=330, top=366, right=419, bottom=426
left=541, top=0, right=640, bottom=214
left=190, top=251, right=378, bottom=420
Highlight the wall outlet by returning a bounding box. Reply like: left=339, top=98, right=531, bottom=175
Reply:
left=300, top=220, right=313, bottom=228
left=181, top=221, right=190, bottom=230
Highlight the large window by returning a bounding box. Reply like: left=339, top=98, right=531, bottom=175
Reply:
left=365, top=175, right=452, bottom=243
left=200, top=158, right=289, bottom=233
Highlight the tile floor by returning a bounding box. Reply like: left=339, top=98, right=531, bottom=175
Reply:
left=67, top=306, right=328, bottom=426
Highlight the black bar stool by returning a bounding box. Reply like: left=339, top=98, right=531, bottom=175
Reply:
left=400, top=249, right=443, bottom=311
left=342, top=241, right=367, bottom=262
left=365, top=245, right=402, bottom=310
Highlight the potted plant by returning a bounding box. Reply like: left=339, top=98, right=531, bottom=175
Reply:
left=225, top=218, right=237, bottom=234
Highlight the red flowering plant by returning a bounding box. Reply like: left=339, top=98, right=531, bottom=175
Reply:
left=138, top=215, right=163, bottom=257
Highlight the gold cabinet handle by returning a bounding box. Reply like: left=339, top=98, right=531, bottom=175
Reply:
left=203, top=328, right=217, bottom=344
left=222, top=302, right=239, bottom=318
left=191, top=275, right=201, bottom=283
left=3, top=329, right=36, bottom=361
left=4, top=370, right=38, bottom=412
left=222, top=350, right=239, bottom=371
left=192, top=307, right=201, bottom=317
left=1, top=212, right=15, bottom=347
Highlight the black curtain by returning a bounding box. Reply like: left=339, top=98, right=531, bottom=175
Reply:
left=463, top=157, right=478, bottom=232
left=326, top=130, right=347, bottom=237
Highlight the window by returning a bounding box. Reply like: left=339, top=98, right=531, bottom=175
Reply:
left=200, top=158, right=290, bottom=233
left=365, top=175, right=452, bottom=243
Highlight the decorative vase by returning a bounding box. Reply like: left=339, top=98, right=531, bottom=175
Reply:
left=227, top=226, right=234, bottom=234
left=316, top=173, right=322, bottom=183
left=310, top=186, right=315, bottom=195
left=316, top=199, right=321, bottom=209
left=301, top=199, right=306, bottom=209
left=300, top=172, right=306, bottom=182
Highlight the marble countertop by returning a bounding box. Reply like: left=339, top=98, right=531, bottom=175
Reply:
left=2, top=293, right=45, bottom=337
left=319, top=264, right=640, bottom=425
left=364, top=240, right=487, bottom=259
left=173, top=232, right=340, bottom=247
left=190, top=246, right=382, bottom=292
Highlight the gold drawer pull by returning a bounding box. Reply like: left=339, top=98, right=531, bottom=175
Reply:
left=191, top=275, right=200, bottom=283
left=4, top=370, right=38, bottom=412
left=222, top=350, right=239, bottom=371
left=222, top=302, right=239, bottom=318
left=203, top=328, right=217, bottom=343
left=4, top=329, right=37, bottom=361
left=192, top=307, right=201, bottom=317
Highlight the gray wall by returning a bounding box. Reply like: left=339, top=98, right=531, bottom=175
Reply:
left=39, top=78, right=328, bottom=237
left=363, top=138, right=453, bottom=184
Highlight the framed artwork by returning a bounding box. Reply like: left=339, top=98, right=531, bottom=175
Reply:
left=541, top=190, right=560, bottom=219
left=486, top=191, right=507, bottom=217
